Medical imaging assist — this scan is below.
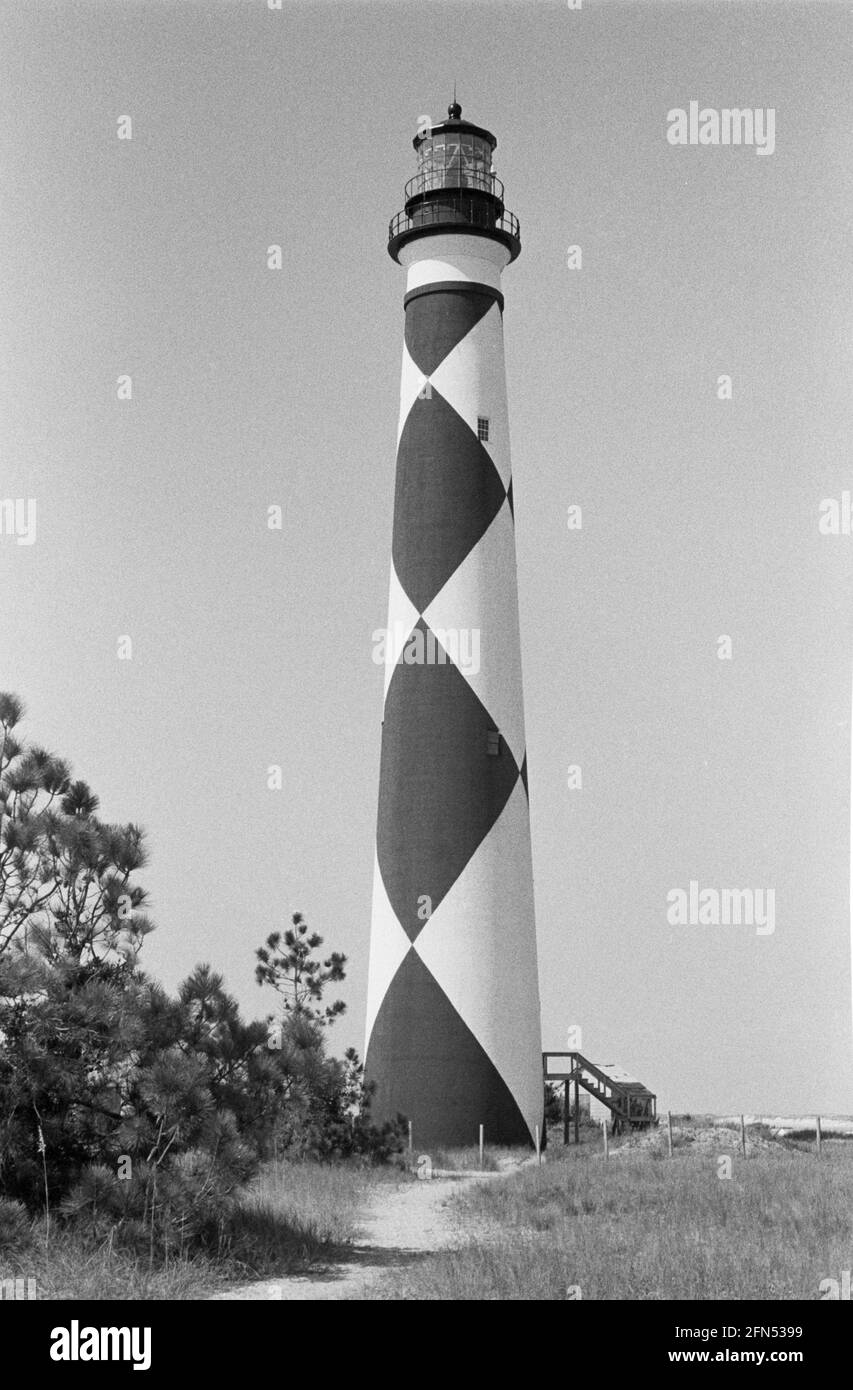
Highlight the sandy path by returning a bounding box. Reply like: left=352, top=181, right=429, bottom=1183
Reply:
left=209, top=1166, right=517, bottom=1302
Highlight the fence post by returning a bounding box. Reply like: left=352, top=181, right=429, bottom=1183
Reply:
left=535, top=1123, right=541, bottom=1165
left=816, top=1115, right=822, bottom=1157
left=479, top=1123, right=484, bottom=1170
left=602, top=1118, right=609, bottom=1160
left=408, top=1119, right=413, bottom=1154
left=564, top=1078, right=570, bottom=1146
left=740, top=1114, right=746, bottom=1159
left=667, top=1111, right=673, bottom=1157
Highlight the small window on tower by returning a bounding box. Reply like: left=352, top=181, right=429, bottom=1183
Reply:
left=486, top=729, right=501, bottom=756
left=477, top=416, right=490, bottom=442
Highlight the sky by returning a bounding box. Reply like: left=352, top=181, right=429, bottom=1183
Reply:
left=1, top=0, right=852, bottom=1114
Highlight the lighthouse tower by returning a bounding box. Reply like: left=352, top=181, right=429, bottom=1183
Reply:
left=364, top=104, right=542, bottom=1148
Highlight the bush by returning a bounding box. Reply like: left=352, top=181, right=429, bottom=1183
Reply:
left=0, top=1198, right=32, bottom=1252
left=0, top=692, right=403, bottom=1268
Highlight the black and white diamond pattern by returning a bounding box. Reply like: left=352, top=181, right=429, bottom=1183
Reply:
left=365, top=279, right=542, bottom=1148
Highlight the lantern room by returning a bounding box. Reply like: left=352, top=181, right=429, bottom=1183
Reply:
left=388, top=102, right=521, bottom=264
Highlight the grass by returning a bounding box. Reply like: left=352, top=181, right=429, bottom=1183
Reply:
left=0, top=1159, right=398, bottom=1299
left=400, top=1146, right=513, bottom=1174
left=2, top=1237, right=220, bottom=1300
left=233, top=1158, right=397, bottom=1264
left=380, top=1137, right=853, bottom=1300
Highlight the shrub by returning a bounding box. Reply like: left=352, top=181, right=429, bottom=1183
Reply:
left=0, top=1198, right=31, bottom=1253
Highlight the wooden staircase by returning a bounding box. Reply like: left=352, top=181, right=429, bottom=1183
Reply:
left=559, top=1052, right=657, bottom=1130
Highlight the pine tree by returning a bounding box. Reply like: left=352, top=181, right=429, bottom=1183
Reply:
left=254, top=912, right=347, bottom=1026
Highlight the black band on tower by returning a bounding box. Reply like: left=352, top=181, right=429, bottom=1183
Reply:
left=403, top=280, right=505, bottom=314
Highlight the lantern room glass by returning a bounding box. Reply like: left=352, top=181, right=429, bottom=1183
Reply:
left=417, top=132, right=492, bottom=193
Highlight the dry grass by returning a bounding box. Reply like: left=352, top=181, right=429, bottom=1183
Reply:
left=0, top=1159, right=394, bottom=1299
left=382, top=1138, right=853, bottom=1300
left=400, top=1146, right=514, bottom=1174
left=1, top=1232, right=222, bottom=1301
left=239, top=1159, right=394, bottom=1253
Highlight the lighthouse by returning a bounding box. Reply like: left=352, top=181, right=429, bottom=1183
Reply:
left=364, top=104, right=543, bottom=1148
